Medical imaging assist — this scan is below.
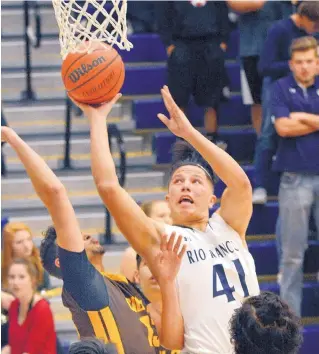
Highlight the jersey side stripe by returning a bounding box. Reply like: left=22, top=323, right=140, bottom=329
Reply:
left=87, top=310, right=110, bottom=343
left=100, top=306, right=125, bottom=354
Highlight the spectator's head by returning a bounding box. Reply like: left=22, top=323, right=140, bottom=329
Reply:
left=296, top=1, right=319, bottom=33
left=120, top=200, right=171, bottom=282
left=134, top=253, right=161, bottom=303
left=229, top=291, right=303, bottom=354
left=2, top=222, right=43, bottom=287
left=41, top=226, right=105, bottom=277
left=140, top=200, right=172, bottom=225
left=167, top=140, right=217, bottom=226
left=69, top=338, right=118, bottom=354
left=7, top=258, right=40, bottom=301
left=289, top=36, right=319, bottom=86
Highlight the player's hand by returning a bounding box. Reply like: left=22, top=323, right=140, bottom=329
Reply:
left=166, top=44, right=175, bottom=57
left=220, top=42, right=227, bottom=52
left=157, top=86, right=194, bottom=139
left=152, top=232, right=187, bottom=285
left=68, top=93, right=122, bottom=120
left=1, top=126, right=14, bottom=143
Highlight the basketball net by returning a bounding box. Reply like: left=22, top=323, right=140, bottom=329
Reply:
left=52, top=0, right=133, bottom=59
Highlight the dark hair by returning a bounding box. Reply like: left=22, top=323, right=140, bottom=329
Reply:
left=229, top=291, right=303, bottom=354
left=136, top=253, right=142, bottom=269
left=298, top=1, right=319, bottom=22
left=69, top=338, right=118, bottom=354
left=40, top=226, right=63, bottom=280
left=169, top=140, right=217, bottom=185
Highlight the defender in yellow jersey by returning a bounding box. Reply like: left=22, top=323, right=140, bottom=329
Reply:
left=1, top=124, right=179, bottom=354
left=41, top=227, right=179, bottom=354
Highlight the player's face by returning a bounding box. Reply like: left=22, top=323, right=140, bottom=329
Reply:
left=83, top=234, right=105, bottom=256
left=7, top=264, right=34, bottom=299
left=167, top=165, right=216, bottom=224
left=135, top=259, right=160, bottom=299
left=12, top=230, right=34, bottom=258
left=149, top=201, right=172, bottom=225
left=290, top=49, right=319, bottom=85
left=301, top=17, right=319, bottom=34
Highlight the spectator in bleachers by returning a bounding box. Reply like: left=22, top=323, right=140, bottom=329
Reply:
left=227, top=1, right=287, bottom=135
left=1, top=222, right=52, bottom=349
left=127, top=1, right=156, bottom=34
left=271, top=36, right=319, bottom=317
left=252, top=1, right=319, bottom=204
left=120, top=200, right=171, bottom=282
left=1, top=258, right=56, bottom=354
left=156, top=1, right=230, bottom=147
left=69, top=339, right=118, bottom=354
left=1, top=222, right=51, bottom=291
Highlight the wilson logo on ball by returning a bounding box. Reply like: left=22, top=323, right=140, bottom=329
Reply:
left=68, top=56, right=106, bottom=83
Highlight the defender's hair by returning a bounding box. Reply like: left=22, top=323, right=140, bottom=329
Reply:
left=40, top=226, right=63, bottom=279
left=229, top=291, right=303, bottom=354
left=169, top=140, right=217, bottom=185
left=69, top=338, right=118, bottom=354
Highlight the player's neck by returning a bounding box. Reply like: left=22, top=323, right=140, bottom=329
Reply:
left=173, top=219, right=208, bottom=232
left=91, top=256, right=105, bottom=273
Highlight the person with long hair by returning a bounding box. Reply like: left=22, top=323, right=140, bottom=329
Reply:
left=2, top=222, right=50, bottom=291
left=1, top=258, right=57, bottom=354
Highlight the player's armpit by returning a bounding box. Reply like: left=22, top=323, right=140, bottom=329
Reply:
left=218, top=187, right=252, bottom=241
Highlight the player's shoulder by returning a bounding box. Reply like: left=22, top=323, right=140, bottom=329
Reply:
left=102, top=272, right=148, bottom=303
left=102, top=272, right=129, bottom=284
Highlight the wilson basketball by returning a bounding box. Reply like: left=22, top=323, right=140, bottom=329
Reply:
left=61, top=42, right=125, bottom=105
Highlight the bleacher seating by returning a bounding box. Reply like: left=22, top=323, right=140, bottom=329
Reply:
left=1, top=2, right=318, bottom=352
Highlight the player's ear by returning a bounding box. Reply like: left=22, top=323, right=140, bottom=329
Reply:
left=209, top=194, right=217, bottom=209
left=165, top=194, right=170, bottom=203
left=133, top=269, right=140, bottom=284
left=54, top=257, right=60, bottom=268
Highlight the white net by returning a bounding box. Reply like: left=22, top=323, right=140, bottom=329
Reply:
left=52, top=0, right=133, bottom=59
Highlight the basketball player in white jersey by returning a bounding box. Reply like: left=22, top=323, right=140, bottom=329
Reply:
left=72, top=85, right=260, bottom=353
left=154, top=233, right=302, bottom=354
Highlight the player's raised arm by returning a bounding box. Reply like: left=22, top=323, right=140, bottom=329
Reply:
left=1, top=126, right=83, bottom=252
left=70, top=96, right=163, bottom=260
left=157, top=86, right=252, bottom=239
left=152, top=232, right=186, bottom=350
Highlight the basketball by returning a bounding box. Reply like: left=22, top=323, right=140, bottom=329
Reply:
left=61, top=42, right=125, bottom=105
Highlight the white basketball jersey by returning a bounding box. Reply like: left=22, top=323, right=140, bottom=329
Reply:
left=165, top=213, right=260, bottom=354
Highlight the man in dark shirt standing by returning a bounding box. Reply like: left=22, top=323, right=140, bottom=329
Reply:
left=252, top=1, right=319, bottom=204
left=271, top=36, right=319, bottom=317
left=156, top=1, right=230, bottom=146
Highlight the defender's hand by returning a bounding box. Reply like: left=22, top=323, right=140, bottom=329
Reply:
left=152, top=232, right=186, bottom=285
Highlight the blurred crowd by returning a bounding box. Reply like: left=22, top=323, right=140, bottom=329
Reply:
left=1, top=1, right=319, bottom=353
